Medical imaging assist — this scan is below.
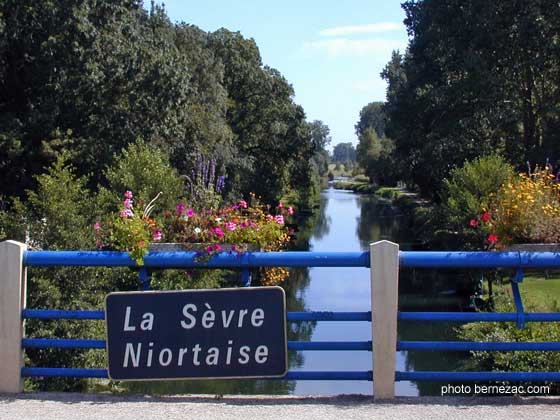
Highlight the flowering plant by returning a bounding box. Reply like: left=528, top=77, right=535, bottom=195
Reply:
left=94, top=190, right=163, bottom=265
left=163, top=194, right=295, bottom=284
left=469, top=164, right=560, bottom=249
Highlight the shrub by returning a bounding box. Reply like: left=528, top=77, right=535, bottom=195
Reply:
left=457, top=285, right=560, bottom=390
left=482, top=167, right=560, bottom=247
left=440, top=155, right=514, bottom=228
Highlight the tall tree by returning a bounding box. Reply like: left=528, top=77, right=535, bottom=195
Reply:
left=381, top=0, right=560, bottom=198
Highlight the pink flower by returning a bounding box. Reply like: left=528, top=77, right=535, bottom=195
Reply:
left=206, top=245, right=215, bottom=253
left=481, top=212, right=491, bottom=223
left=214, top=244, right=223, bottom=252
left=240, top=221, right=248, bottom=228
left=249, top=221, right=256, bottom=228
left=124, top=198, right=133, bottom=209
left=120, top=209, right=133, bottom=218
left=469, top=219, right=479, bottom=228
left=232, top=204, right=239, bottom=210
left=124, top=190, right=133, bottom=199
left=214, top=227, right=224, bottom=238
left=288, top=206, right=294, bottom=215
left=225, top=222, right=237, bottom=231
left=176, top=203, right=185, bottom=215
left=239, top=200, right=248, bottom=209
left=278, top=202, right=283, bottom=208
left=187, top=209, right=195, bottom=218
left=275, top=215, right=285, bottom=225
left=153, top=229, right=162, bottom=241
left=93, top=222, right=101, bottom=231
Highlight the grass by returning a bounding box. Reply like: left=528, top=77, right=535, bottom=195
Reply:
left=519, top=275, right=560, bottom=310
left=493, top=273, right=560, bottom=311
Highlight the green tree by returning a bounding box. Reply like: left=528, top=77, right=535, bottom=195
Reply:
left=381, top=0, right=560, bottom=198
left=331, top=142, right=356, bottom=165
left=356, top=128, right=396, bottom=186
left=97, top=139, right=184, bottom=218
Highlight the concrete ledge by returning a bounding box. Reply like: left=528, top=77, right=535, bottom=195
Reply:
left=1, top=393, right=559, bottom=420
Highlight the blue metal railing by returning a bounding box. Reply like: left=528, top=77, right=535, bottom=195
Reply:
left=21, top=249, right=560, bottom=384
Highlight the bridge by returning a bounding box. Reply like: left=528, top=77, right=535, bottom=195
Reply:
left=1, top=239, right=560, bottom=402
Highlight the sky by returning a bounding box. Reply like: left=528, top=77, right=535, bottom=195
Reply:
left=146, top=1, right=409, bottom=148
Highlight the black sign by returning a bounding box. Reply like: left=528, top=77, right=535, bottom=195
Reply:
left=105, top=287, right=287, bottom=381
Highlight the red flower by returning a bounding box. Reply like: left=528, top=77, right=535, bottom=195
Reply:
left=487, top=234, right=498, bottom=243
left=481, top=212, right=491, bottom=223
left=469, top=219, right=479, bottom=228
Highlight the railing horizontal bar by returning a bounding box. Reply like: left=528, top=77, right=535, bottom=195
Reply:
left=22, top=338, right=106, bottom=349
left=396, top=371, right=560, bottom=381
left=287, top=311, right=371, bottom=321
left=21, top=338, right=371, bottom=352
left=21, top=367, right=108, bottom=378
left=23, top=251, right=370, bottom=268
left=23, top=309, right=371, bottom=322
left=398, top=312, right=560, bottom=322
left=398, top=341, right=560, bottom=351
left=21, top=368, right=372, bottom=381
left=400, top=251, right=560, bottom=268
left=288, top=341, right=371, bottom=351
left=22, top=309, right=105, bottom=320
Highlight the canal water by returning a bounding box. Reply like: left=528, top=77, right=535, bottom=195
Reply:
left=126, top=187, right=468, bottom=396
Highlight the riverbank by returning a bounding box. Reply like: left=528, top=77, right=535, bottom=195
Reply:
left=2, top=393, right=559, bottom=420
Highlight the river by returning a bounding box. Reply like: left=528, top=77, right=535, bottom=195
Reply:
left=126, top=187, right=468, bottom=396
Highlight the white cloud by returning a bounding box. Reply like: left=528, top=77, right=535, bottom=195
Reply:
left=303, top=38, right=406, bottom=58
left=320, top=22, right=403, bottom=37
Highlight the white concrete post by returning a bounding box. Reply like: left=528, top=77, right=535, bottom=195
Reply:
left=0, top=240, right=27, bottom=393
left=370, top=240, right=399, bottom=399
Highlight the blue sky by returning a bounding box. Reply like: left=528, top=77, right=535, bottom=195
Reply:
left=147, top=1, right=409, bottom=148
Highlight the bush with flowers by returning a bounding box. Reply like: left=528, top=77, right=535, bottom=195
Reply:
left=94, top=190, right=295, bottom=284
left=94, top=190, right=163, bottom=265
left=162, top=194, right=295, bottom=285
left=469, top=164, right=560, bottom=249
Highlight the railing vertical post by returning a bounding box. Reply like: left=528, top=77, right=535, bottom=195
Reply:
left=0, top=240, right=27, bottom=393
left=370, top=240, right=399, bottom=399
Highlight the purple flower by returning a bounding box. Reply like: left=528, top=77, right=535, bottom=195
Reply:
left=239, top=200, right=248, bottom=209
left=206, top=245, right=215, bottom=253
left=275, top=215, right=285, bottom=225
left=214, top=227, right=224, bottom=238
left=225, top=222, right=237, bottom=231
left=124, top=198, right=133, bottom=209
left=153, top=229, right=162, bottom=241
left=120, top=209, right=133, bottom=218
left=187, top=209, right=195, bottom=218
left=216, top=176, right=225, bottom=193
left=176, top=203, right=185, bottom=215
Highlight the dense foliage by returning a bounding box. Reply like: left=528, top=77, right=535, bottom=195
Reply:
left=356, top=0, right=560, bottom=199
left=0, top=0, right=327, bottom=206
